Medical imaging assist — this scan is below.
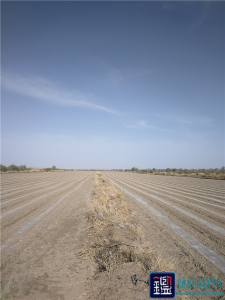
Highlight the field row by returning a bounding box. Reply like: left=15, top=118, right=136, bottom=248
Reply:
left=102, top=171, right=225, bottom=275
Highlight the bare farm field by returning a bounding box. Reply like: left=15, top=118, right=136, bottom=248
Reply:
left=1, top=171, right=225, bottom=300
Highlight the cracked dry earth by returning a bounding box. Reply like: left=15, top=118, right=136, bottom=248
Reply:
left=1, top=170, right=225, bottom=300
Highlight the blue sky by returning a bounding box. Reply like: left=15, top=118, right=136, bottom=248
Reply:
left=1, top=1, right=224, bottom=169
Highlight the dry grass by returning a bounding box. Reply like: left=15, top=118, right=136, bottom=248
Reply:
left=80, top=171, right=146, bottom=272
left=80, top=172, right=185, bottom=299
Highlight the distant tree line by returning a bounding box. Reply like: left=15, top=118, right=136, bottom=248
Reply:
left=0, top=164, right=60, bottom=172
left=0, top=164, right=28, bottom=172
left=111, top=167, right=225, bottom=175
left=44, top=166, right=58, bottom=172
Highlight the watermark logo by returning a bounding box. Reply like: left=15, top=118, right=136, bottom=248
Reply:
left=149, top=272, right=175, bottom=298
left=176, top=276, right=223, bottom=296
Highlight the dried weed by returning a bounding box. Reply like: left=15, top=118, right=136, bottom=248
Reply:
left=80, top=172, right=178, bottom=299
left=80, top=172, right=175, bottom=274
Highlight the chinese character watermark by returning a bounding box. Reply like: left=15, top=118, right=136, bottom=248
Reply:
left=149, top=272, right=175, bottom=298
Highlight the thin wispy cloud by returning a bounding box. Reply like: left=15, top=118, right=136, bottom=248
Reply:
left=125, top=120, right=171, bottom=132
left=136, top=121, right=159, bottom=129
left=155, top=113, right=215, bottom=127
left=2, top=73, right=120, bottom=115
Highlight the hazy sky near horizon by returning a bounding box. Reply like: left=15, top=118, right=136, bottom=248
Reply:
left=1, top=1, right=224, bottom=169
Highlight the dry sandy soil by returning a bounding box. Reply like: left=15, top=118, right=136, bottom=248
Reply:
left=1, top=171, right=225, bottom=299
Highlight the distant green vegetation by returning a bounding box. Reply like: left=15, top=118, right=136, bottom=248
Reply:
left=44, top=166, right=58, bottom=172
left=0, top=164, right=28, bottom=172
left=131, top=167, right=139, bottom=172
left=0, top=164, right=75, bottom=172
left=111, top=167, right=225, bottom=178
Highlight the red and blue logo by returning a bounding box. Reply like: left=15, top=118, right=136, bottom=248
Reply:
left=149, top=272, right=175, bottom=298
